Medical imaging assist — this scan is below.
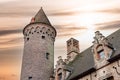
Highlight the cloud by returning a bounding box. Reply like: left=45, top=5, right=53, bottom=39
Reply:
left=0, top=1, right=78, bottom=18
left=0, top=9, right=77, bottom=17
left=0, top=76, right=5, bottom=80
left=96, top=8, right=120, bottom=14
left=0, top=29, right=22, bottom=36
left=0, top=48, right=22, bottom=65
left=96, top=20, right=120, bottom=30
left=0, top=0, right=18, bottom=3
left=48, top=8, right=120, bottom=17
left=0, top=37, right=23, bottom=46
left=0, top=11, right=34, bottom=17
left=0, top=5, right=37, bottom=17
left=0, top=1, right=39, bottom=18
left=54, top=24, right=86, bottom=37
left=48, top=10, right=78, bottom=16
left=0, top=29, right=23, bottom=49
left=54, top=24, right=86, bottom=30
left=0, top=74, right=19, bottom=80
left=0, top=36, right=23, bottom=50
left=11, top=74, right=17, bottom=77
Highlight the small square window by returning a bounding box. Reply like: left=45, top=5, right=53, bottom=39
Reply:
left=28, top=76, right=32, bottom=80
left=40, top=30, right=42, bottom=32
left=42, top=36, right=45, bottom=39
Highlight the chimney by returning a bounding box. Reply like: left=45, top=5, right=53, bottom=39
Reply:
left=66, top=38, right=80, bottom=62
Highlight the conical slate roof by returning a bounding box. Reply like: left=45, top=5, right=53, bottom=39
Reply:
left=34, top=7, right=51, bottom=26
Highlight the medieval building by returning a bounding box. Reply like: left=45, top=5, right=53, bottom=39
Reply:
left=21, top=8, right=120, bottom=80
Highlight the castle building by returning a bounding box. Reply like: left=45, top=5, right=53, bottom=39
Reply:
left=21, top=8, right=120, bottom=80
left=21, top=8, right=56, bottom=80
left=55, top=30, right=120, bottom=80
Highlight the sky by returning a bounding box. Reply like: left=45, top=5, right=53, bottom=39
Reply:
left=0, top=0, right=120, bottom=80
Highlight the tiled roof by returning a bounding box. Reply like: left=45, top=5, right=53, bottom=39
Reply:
left=66, top=47, right=95, bottom=80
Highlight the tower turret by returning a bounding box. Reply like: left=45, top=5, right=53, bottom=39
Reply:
left=21, top=8, right=56, bottom=80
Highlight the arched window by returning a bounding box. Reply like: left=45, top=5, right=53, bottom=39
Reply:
left=58, top=73, right=62, bottom=80
left=96, top=44, right=105, bottom=60
left=98, top=49, right=105, bottom=59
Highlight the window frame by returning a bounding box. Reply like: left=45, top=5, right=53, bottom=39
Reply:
left=98, top=49, right=104, bottom=59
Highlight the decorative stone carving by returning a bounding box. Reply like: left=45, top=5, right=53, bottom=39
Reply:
left=55, top=56, right=73, bottom=80
left=92, top=31, right=114, bottom=68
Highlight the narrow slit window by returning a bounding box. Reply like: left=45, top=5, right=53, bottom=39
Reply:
left=46, top=53, right=50, bottom=60
left=27, top=38, right=29, bottom=41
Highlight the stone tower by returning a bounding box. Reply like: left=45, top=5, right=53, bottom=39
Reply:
left=21, top=8, right=56, bottom=80
left=66, top=38, right=80, bottom=62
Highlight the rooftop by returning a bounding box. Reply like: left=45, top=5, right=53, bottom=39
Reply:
left=67, top=28, right=120, bottom=80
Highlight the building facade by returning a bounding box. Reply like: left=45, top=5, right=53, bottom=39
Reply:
left=21, top=8, right=120, bottom=80
left=54, top=30, right=120, bottom=80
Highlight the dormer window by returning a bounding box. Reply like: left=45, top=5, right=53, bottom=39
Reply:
left=92, top=31, right=114, bottom=68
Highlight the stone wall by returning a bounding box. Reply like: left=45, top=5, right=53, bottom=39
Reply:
left=21, top=23, right=56, bottom=80
left=79, top=59, right=120, bottom=80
